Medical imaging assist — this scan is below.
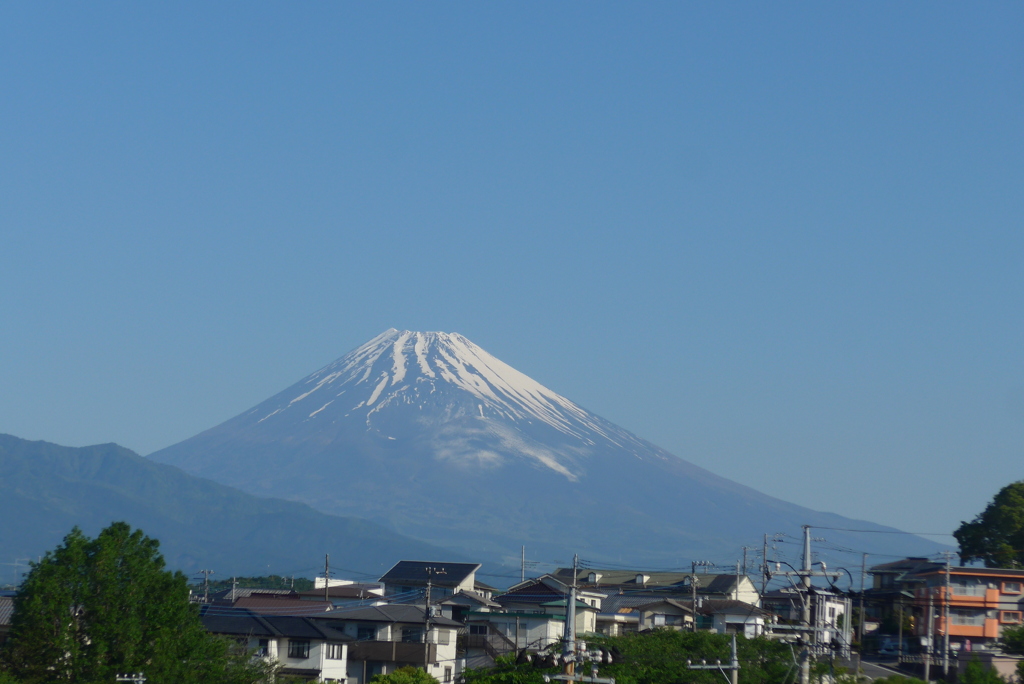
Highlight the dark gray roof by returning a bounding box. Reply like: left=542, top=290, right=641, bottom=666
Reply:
left=600, top=594, right=671, bottom=613
left=199, top=606, right=350, bottom=641
left=208, top=587, right=298, bottom=601
left=551, top=568, right=747, bottom=596
left=380, top=561, right=480, bottom=588
left=441, top=589, right=501, bottom=609
left=323, top=603, right=461, bottom=627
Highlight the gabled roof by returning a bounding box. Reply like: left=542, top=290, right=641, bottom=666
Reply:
left=297, top=585, right=383, bottom=600
left=380, top=561, right=481, bottom=588
left=441, top=589, right=501, bottom=609
left=635, top=598, right=694, bottom=615
left=324, top=603, right=461, bottom=627
left=231, top=596, right=334, bottom=616
left=200, top=606, right=351, bottom=641
left=208, top=587, right=298, bottom=601
left=551, top=568, right=749, bottom=596
left=633, top=597, right=772, bottom=619
left=495, top=579, right=566, bottom=605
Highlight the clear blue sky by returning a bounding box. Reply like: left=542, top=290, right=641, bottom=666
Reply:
left=2, top=3, right=1021, bottom=540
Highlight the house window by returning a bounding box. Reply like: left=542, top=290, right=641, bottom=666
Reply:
left=358, top=625, right=376, bottom=641
left=436, top=629, right=450, bottom=645
left=288, top=640, right=310, bottom=659
left=402, top=627, right=423, bottom=643
left=444, top=667, right=453, bottom=683
left=1001, top=611, right=1022, bottom=624
left=256, top=639, right=270, bottom=657
left=325, top=643, right=344, bottom=659
left=1002, top=582, right=1022, bottom=594
left=469, top=625, right=488, bottom=635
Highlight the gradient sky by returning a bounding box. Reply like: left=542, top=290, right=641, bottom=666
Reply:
left=2, top=3, right=1021, bottom=546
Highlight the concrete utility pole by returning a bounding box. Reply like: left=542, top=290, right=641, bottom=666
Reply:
left=424, top=566, right=446, bottom=673
left=772, top=526, right=843, bottom=684
left=925, top=593, right=934, bottom=683
left=522, top=546, right=526, bottom=584
left=324, top=554, right=330, bottom=603
left=196, top=569, right=214, bottom=603
left=942, top=552, right=953, bottom=677
left=687, top=635, right=740, bottom=684
left=564, top=555, right=579, bottom=675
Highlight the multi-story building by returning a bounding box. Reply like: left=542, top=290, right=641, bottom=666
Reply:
left=869, top=558, right=1024, bottom=652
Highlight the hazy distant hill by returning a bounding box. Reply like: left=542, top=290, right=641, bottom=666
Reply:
left=0, top=434, right=461, bottom=581
left=151, top=329, right=950, bottom=567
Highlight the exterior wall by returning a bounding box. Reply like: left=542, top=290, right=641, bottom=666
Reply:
left=342, top=624, right=457, bottom=684
left=912, top=571, right=1024, bottom=647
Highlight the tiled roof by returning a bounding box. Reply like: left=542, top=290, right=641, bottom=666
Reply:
left=231, top=596, right=334, bottom=616
left=296, top=585, right=382, bottom=599
left=379, top=561, right=480, bottom=588
left=323, top=603, right=462, bottom=627
left=208, top=587, right=298, bottom=601
left=199, top=607, right=350, bottom=641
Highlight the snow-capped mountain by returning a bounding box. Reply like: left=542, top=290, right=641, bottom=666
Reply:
left=150, top=329, right=945, bottom=567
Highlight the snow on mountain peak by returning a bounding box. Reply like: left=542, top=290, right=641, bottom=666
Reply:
left=249, top=329, right=641, bottom=479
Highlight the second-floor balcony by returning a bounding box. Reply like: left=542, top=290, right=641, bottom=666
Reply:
left=349, top=640, right=438, bottom=663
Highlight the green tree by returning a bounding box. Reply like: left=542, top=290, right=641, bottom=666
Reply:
left=463, top=631, right=805, bottom=684
left=999, top=624, right=1024, bottom=655
left=370, top=666, right=440, bottom=684
left=961, top=658, right=1005, bottom=684
left=0, top=522, right=268, bottom=684
left=954, top=482, right=1024, bottom=568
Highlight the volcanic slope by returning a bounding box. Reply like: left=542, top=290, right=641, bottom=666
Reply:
left=0, top=433, right=458, bottom=577
left=150, top=329, right=947, bottom=566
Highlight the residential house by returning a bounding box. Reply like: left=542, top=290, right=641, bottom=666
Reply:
left=634, top=598, right=772, bottom=638
left=379, top=561, right=483, bottom=603
left=316, top=603, right=462, bottom=684
left=458, top=575, right=600, bottom=669
left=200, top=607, right=350, bottom=683
left=762, top=587, right=850, bottom=647
left=551, top=568, right=761, bottom=606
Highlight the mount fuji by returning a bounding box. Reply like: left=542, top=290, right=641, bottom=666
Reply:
left=150, top=329, right=944, bottom=567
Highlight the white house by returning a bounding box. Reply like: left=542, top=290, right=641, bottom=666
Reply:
left=200, top=608, right=350, bottom=683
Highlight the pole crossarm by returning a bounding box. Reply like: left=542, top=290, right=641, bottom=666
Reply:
left=543, top=675, right=615, bottom=684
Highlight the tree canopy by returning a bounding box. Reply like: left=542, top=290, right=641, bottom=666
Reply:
left=954, top=481, right=1024, bottom=568
left=370, top=666, right=440, bottom=684
left=463, top=630, right=803, bottom=684
left=0, top=522, right=269, bottom=684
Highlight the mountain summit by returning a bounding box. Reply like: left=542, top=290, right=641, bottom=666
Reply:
left=151, top=329, right=944, bottom=566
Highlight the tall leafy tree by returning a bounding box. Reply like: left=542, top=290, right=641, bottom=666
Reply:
left=0, top=522, right=264, bottom=684
left=954, top=481, right=1024, bottom=568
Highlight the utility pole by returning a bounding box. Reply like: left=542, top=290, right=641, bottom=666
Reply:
left=924, top=593, right=934, bottom=683
left=324, top=554, right=331, bottom=603
left=942, top=551, right=953, bottom=677
left=424, top=566, right=446, bottom=673
left=763, top=534, right=770, bottom=596
left=196, top=569, right=214, bottom=603
left=771, top=527, right=843, bottom=684
left=691, top=564, right=700, bottom=632
left=231, top=576, right=237, bottom=602
left=687, top=635, right=740, bottom=684
left=564, top=555, right=579, bottom=675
